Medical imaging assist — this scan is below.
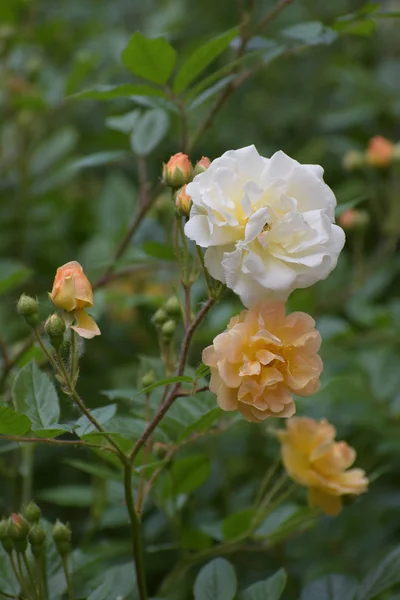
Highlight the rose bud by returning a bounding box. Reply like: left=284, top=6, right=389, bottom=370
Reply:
left=162, top=153, right=193, bottom=188
left=17, top=294, right=39, bottom=328
left=175, top=185, right=192, bottom=217
left=193, top=156, right=211, bottom=176
left=366, top=136, right=394, bottom=167
left=339, top=209, right=369, bottom=230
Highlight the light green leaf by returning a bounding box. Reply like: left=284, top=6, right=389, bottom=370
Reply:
left=283, top=21, right=338, bottom=45
left=164, top=454, right=210, bottom=497
left=70, top=151, right=127, bottom=169
left=12, top=362, right=60, bottom=429
left=222, top=509, right=253, bottom=540
left=0, top=259, right=32, bottom=295
left=174, top=27, right=238, bottom=93
left=130, top=109, right=169, bottom=156
left=121, top=32, right=177, bottom=85
left=358, top=546, right=400, bottom=600
left=74, top=404, right=117, bottom=437
left=29, top=128, right=78, bottom=176
left=194, top=558, right=237, bottom=600
left=72, top=83, right=165, bottom=100
left=242, top=569, right=287, bottom=600
left=302, top=575, right=357, bottom=600
left=142, top=241, right=175, bottom=261
left=0, top=404, right=31, bottom=435
left=136, top=375, right=193, bottom=396
left=106, top=110, right=141, bottom=134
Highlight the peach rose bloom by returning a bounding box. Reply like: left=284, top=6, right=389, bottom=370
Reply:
left=163, top=152, right=193, bottom=187
left=366, top=135, right=394, bottom=167
left=50, top=261, right=100, bottom=339
left=277, top=417, right=368, bottom=515
left=202, top=302, right=322, bottom=422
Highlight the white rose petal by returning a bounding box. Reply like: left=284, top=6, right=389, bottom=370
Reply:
left=185, top=145, right=345, bottom=307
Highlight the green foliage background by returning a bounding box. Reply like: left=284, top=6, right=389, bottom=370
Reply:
left=1, top=0, right=400, bottom=598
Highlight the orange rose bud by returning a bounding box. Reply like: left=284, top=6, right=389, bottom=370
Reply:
left=162, top=152, right=193, bottom=188
left=366, top=135, right=394, bottom=167
left=193, top=156, right=211, bottom=176
left=339, top=208, right=369, bottom=230
left=175, top=185, right=192, bottom=216
left=50, top=261, right=93, bottom=312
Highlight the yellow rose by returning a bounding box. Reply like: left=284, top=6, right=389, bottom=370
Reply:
left=202, top=302, right=322, bottom=422
left=50, top=261, right=100, bottom=339
left=277, top=417, right=368, bottom=516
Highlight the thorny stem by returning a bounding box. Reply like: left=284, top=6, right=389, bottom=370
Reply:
left=124, top=462, right=148, bottom=600
left=70, top=330, right=77, bottom=387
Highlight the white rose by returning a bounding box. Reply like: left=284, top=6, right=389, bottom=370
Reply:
left=184, top=145, right=345, bottom=307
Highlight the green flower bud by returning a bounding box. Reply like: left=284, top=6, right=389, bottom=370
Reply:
left=52, top=520, right=71, bottom=556
left=1, top=537, right=13, bottom=554
left=28, top=524, right=46, bottom=556
left=24, top=501, right=42, bottom=524
left=0, top=519, right=8, bottom=541
left=161, top=319, right=176, bottom=340
left=44, top=314, right=66, bottom=349
left=141, top=371, right=155, bottom=388
left=17, top=294, right=39, bottom=327
left=14, top=539, right=28, bottom=553
left=152, top=308, right=168, bottom=327
left=193, top=156, right=210, bottom=177
left=164, top=296, right=181, bottom=318
left=7, top=514, right=29, bottom=541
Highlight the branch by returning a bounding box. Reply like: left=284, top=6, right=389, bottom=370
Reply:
left=0, top=434, right=115, bottom=453
left=129, top=297, right=215, bottom=462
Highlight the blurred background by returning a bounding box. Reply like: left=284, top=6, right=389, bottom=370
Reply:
left=1, top=0, right=400, bottom=597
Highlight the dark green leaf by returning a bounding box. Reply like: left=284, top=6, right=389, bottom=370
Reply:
left=0, top=404, right=31, bottom=435
left=242, top=569, right=287, bottom=600
left=12, top=362, right=60, bottom=429
left=222, top=509, right=253, bottom=540
left=164, top=454, right=210, bottom=497
left=194, top=558, right=237, bottom=600
left=178, top=407, right=221, bottom=442
left=130, top=109, right=169, bottom=155
left=63, top=459, right=121, bottom=480
left=174, top=27, right=238, bottom=93
left=136, top=375, right=193, bottom=396
left=29, top=128, right=78, bottom=176
left=358, top=546, right=400, bottom=600
left=121, top=32, right=177, bottom=84
left=72, top=83, right=165, bottom=100
left=0, top=260, right=32, bottom=295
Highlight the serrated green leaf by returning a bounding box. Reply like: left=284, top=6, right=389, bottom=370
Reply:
left=222, top=508, right=253, bottom=540
left=174, top=27, right=238, bottom=94
left=0, top=403, right=31, bottom=435
left=130, top=109, right=169, bottom=156
left=29, top=127, right=78, bottom=176
left=164, top=454, right=210, bottom=497
left=242, top=569, right=287, bottom=600
left=358, top=546, right=400, bottom=600
left=12, top=362, right=60, bottom=429
left=178, top=407, right=221, bottom=442
left=72, top=83, right=165, bottom=100
left=136, top=375, right=193, bottom=396
left=74, top=404, right=117, bottom=437
left=194, top=558, right=237, bottom=600
left=121, top=32, right=177, bottom=84
left=302, top=575, right=357, bottom=600
left=0, top=260, right=32, bottom=295
left=64, top=458, right=121, bottom=480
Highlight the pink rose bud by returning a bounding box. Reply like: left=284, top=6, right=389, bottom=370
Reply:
left=339, top=208, right=369, bottom=230
left=162, top=152, right=193, bottom=188
left=175, top=185, right=192, bottom=217
left=366, top=136, right=394, bottom=167
left=193, top=156, right=211, bottom=176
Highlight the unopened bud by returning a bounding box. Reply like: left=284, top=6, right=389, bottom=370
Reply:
left=164, top=296, right=181, bottom=318
left=141, top=371, right=155, bottom=388
left=28, top=524, right=46, bottom=556
left=366, top=135, right=394, bottom=167
left=342, top=150, right=364, bottom=171
left=7, top=514, right=29, bottom=541
left=17, top=294, right=39, bottom=327
left=162, top=153, right=193, bottom=188
left=175, top=185, right=192, bottom=217
left=44, top=314, right=66, bottom=349
left=0, top=519, right=13, bottom=553
left=24, top=500, right=41, bottom=524
left=0, top=520, right=8, bottom=541
left=193, top=156, right=211, bottom=176
left=52, top=520, right=71, bottom=556
left=161, top=319, right=176, bottom=340
left=339, top=209, right=369, bottom=230
left=152, top=308, right=168, bottom=327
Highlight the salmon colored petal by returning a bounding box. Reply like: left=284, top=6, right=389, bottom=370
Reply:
left=51, top=274, right=76, bottom=312
left=71, top=310, right=101, bottom=339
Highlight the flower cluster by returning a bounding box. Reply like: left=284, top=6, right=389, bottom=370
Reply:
left=277, top=417, right=368, bottom=515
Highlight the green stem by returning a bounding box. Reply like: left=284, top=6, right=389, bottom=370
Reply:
left=177, top=217, right=190, bottom=284
left=16, top=553, right=29, bottom=599
left=22, top=553, right=39, bottom=600
left=35, top=555, right=45, bottom=600
left=61, top=556, right=74, bottom=600
left=70, top=330, right=77, bottom=385
left=123, top=462, right=148, bottom=600
left=9, top=552, right=25, bottom=596
left=196, top=245, right=213, bottom=296
left=33, top=331, right=58, bottom=372
left=20, top=445, right=34, bottom=510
